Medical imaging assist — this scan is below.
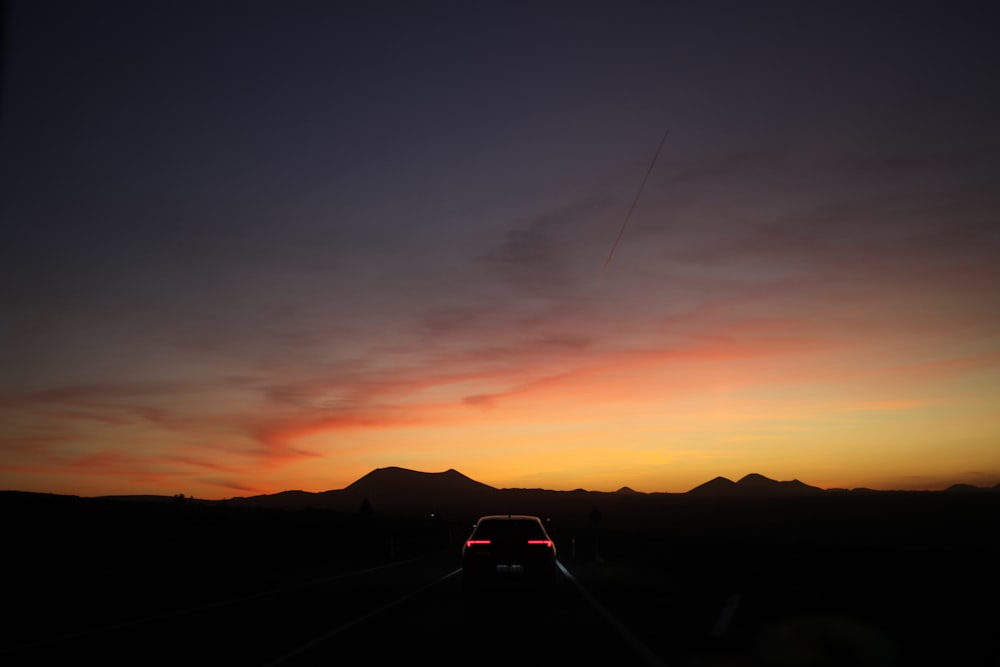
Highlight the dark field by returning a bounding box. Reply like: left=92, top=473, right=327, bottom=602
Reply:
left=3, top=490, right=998, bottom=665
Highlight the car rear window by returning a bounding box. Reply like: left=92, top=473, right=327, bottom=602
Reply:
left=474, top=519, right=547, bottom=540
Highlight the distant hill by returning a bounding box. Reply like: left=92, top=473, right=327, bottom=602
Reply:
left=225, top=466, right=503, bottom=516
left=687, top=473, right=824, bottom=498
left=223, top=469, right=825, bottom=516
left=344, top=466, right=497, bottom=498
left=944, top=482, right=1000, bottom=493
left=5, top=468, right=998, bottom=520
left=336, top=466, right=500, bottom=515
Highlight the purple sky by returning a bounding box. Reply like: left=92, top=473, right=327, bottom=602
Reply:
left=2, top=1, right=999, bottom=498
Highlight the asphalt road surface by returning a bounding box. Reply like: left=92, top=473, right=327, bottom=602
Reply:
left=3, top=553, right=673, bottom=667
left=272, top=561, right=671, bottom=667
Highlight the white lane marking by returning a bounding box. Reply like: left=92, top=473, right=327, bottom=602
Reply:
left=712, top=593, right=742, bottom=637
left=263, top=568, right=463, bottom=666
left=558, top=561, right=669, bottom=667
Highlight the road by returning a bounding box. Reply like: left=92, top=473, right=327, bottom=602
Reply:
left=273, top=561, right=673, bottom=667
left=5, top=541, right=997, bottom=666
left=2, top=553, right=676, bottom=667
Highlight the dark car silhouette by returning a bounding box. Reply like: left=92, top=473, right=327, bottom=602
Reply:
left=461, top=514, right=557, bottom=592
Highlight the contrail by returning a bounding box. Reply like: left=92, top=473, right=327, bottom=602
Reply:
left=603, top=127, right=669, bottom=270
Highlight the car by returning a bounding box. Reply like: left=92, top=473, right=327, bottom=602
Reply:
left=461, top=514, right=557, bottom=592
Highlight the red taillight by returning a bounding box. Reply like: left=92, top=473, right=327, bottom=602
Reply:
left=527, top=539, right=553, bottom=547
left=466, top=539, right=491, bottom=547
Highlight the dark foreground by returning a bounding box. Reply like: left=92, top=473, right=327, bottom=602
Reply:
left=2, top=490, right=998, bottom=665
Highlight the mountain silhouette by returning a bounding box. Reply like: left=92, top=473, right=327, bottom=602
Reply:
left=344, top=466, right=497, bottom=497
left=14, top=467, right=994, bottom=519
left=688, top=473, right=824, bottom=497
left=220, top=468, right=833, bottom=517
left=687, top=475, right=737, bottom=496
left=333, top=467, right=500, bottom=515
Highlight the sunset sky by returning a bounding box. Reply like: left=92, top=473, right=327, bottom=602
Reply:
left=2, top=1, right=998, bottom=499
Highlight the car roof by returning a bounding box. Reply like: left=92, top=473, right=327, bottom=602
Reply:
left=476, top=514, right=543, bottom=522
